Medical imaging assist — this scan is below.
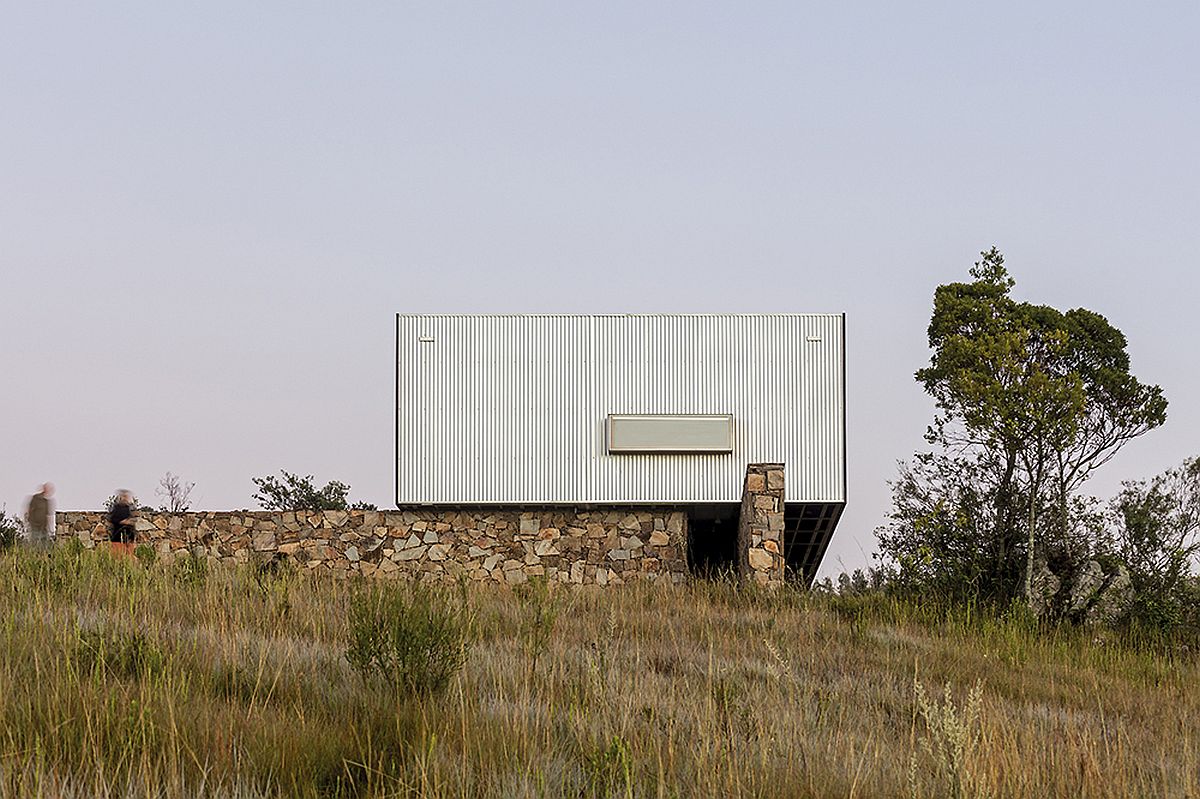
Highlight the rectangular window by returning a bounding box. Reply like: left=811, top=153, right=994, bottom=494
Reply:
left=606, top=414, right=734, bottom=454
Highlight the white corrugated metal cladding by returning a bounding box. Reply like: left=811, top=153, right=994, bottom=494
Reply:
left=396, top=314, right=845, bottom=505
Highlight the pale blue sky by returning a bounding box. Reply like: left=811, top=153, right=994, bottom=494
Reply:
left=2, top=1, right=1197, bottom=576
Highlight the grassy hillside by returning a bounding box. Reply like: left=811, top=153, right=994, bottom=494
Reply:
left=0, top=544, right=1195, bottom=798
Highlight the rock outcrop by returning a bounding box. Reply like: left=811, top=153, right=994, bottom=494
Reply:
left=1025, top=554, right=1133, bottom=626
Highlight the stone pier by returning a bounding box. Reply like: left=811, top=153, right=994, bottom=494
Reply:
left=737, top=463, right=786, bottom=586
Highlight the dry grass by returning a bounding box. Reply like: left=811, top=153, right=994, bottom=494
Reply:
left=0, top=544, right=1196, bottom=798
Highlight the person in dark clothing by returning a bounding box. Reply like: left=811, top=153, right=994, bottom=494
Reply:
left=25, top=483, right=54, bottom=549
left=108, top=489, right=136, bottom=554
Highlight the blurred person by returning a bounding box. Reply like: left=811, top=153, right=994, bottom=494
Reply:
left=24, top=483, right=54, bottom=549
left=108, top=489, right=137, bottom=556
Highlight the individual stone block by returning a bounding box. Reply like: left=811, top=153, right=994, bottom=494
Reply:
left=395, top=546, right=427, bottom=561
left=747, top=548, right=773, bottom=571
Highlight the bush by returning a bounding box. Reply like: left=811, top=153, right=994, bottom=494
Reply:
left=0, top=507, right=22, bottom=550
left=345, top=584, right=471, bottom=697
left=75, top=628, right=166, bottom=681
left=174, top=551, right=209, bottom=586
left=252, top=470, right=376, bottom=511
left=134, top=544, right=158, bottom=567
left=1112, top=456, right=1200, bottom=636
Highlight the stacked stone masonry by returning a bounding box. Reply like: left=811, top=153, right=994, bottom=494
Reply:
left=55, top=508, right=689, bottom=586
left=737, top=463, right=786, bottom=586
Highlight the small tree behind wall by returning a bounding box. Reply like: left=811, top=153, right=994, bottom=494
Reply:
left=252, top=470, right=376, bottom=512
left=157, top=472, right=195, bottom=513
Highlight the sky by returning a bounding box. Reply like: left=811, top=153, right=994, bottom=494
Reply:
left=2, top=1, right=1197, bottom=578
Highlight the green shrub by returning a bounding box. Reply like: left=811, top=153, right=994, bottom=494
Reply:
left=345, top=583, right=471, bottom=697
left=252, top=470, right=377, bottom=511
left=0, top=507, right=24, bottom=550
left=75, top=628, right=166, bottom=681
left=174, top=551, right=209, bottom=586
left=134, top=544, right=158, bottom=566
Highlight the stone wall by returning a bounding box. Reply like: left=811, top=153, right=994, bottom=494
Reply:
left=55, top=507, right=689, bottom=586
left=736, top=463, right=785, bottom=586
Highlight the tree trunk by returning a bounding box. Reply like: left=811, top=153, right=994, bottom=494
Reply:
left=995, top=452, right=1017, bottom=581
left=1025, top=489, right=1036, bottom=605
left=1024, top=455, right=1044, bottom=607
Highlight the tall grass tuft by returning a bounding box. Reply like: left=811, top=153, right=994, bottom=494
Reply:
left=909, top=678, right=988, bottom=799
left=344, top=582, right=472, bottom=696
left=514, top=577, right=559, bottom=675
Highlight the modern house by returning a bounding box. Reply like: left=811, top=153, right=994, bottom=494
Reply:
left=396, top=313, right=845, bottom=584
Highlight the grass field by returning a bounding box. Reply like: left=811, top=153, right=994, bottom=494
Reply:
left=0, top=543, right=1195, bottom=798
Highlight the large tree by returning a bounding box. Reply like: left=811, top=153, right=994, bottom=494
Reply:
left=880, top=249, right=1166, bottom=602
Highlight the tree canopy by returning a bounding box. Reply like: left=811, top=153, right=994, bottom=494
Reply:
left=879, top=248, right=1167, bottom=603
